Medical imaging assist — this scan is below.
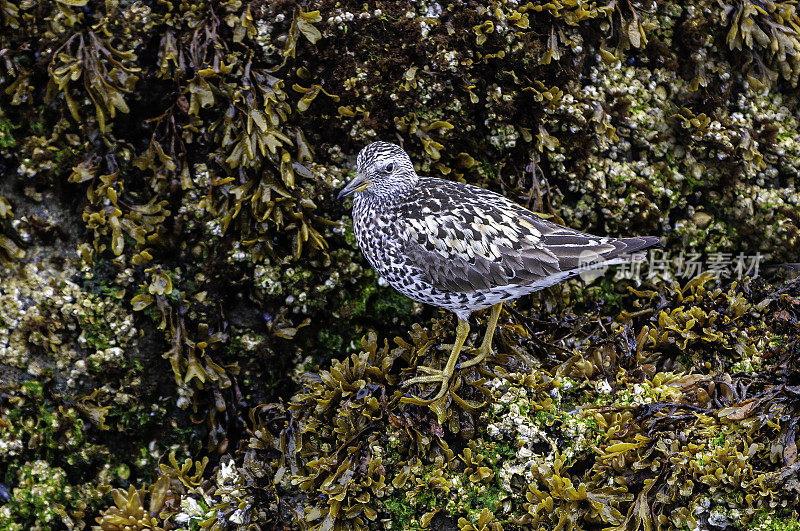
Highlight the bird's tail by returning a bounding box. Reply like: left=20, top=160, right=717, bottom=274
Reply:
left=617, top=236, right=663, bottom=254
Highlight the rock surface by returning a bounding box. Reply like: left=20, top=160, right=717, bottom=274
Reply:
left=0, top=0, right=799, bottom=529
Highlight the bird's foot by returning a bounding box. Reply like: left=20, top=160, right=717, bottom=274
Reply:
left=400, top=370, right=452, bottom=424
left=401, top=370, right=488, bottom=424
left=401, top=317, right=470, bottom=424
left=457, top=343, right=493, bottom=369
left=401, top=369, right=452, bottom=397
left=404, top=365, right=452, bottom=379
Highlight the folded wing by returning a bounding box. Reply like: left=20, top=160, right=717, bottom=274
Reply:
left=399, top=179, right=660, bottom=293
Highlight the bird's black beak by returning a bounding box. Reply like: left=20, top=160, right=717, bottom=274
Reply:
left=337, top=172, right=371, bottom=200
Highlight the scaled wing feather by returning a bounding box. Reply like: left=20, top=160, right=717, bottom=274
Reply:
left=399, top=178, right=659, bottom=293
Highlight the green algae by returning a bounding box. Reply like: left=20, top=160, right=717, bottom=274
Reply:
left=749, top=510, right=800, bottom=531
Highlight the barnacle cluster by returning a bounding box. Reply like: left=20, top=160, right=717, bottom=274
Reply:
left=1, top=0, right=799, bottom=528
left=0, top=257, right=177, bottom=528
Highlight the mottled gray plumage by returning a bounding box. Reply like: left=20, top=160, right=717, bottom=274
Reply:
left=340, top=141, right=660, bottom=321
left=339, top=141, right=660, bottom=414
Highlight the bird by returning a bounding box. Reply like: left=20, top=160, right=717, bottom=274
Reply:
left=339, top=141, right=660, bottom=417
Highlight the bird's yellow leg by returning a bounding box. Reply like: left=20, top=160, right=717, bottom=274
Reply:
left=401, top=318, right=470, bottom=402
left=458, top=302, right=502, bottom=369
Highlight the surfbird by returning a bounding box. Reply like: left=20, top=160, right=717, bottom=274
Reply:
left=339, top=141, right=661, bottom=414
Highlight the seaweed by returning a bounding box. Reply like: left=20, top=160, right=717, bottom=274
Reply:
left=0, top=0, right=799, bottom=528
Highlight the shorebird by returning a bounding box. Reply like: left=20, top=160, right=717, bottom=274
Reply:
left=339, top=142, right=660, bottom=416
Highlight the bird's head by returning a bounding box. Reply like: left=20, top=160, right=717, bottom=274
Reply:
left=338, top=141, right=418, bottom=200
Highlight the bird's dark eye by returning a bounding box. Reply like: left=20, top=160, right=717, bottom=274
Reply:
left=385, top=163, right=395, bottom=173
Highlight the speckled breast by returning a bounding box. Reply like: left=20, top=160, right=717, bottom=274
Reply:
left=352, top=196, right=410, bottom=288
left=351, top=194, right=481, bottom=316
